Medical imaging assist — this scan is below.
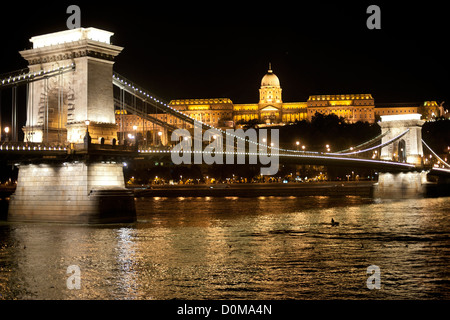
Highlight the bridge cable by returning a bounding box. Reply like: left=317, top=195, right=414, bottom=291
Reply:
left=333, top=130, right=390, bottom=154
left=422, top=139, right=450, bottom=169
left=329, top=129, right=410, bottom=156
left=0, top=64, right=75, bottom=89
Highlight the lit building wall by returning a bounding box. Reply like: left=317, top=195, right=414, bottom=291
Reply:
left=169, top=98, right=234, bottom=129
left=307, top=94, right=375, bottom=123
left=113, top=68, right=443, bottom=138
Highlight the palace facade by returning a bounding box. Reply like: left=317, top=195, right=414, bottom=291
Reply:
left=115, top=65, right=446, bottom=143
left=166, top=66, right=444, bottom=128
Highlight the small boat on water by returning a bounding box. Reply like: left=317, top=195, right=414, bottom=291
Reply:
left=331, top=218, right=340, bottom=227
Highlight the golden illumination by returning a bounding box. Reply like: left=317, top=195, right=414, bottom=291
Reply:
left=188, top=106, right=210, bottom=111
left=330, top=100, right=352, bottom=106
left=30, top=27, right=113, bottom=49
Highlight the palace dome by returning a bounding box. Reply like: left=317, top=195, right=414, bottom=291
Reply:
left=261, top=66, right=280, bottom=87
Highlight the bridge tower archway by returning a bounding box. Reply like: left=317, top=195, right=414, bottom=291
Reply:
left=398, top=139, right=406, bottom=163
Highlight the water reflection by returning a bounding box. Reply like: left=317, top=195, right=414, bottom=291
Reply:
left=0, top=196, right=449, bottom=300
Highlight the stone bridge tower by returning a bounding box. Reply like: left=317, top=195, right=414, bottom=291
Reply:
left=19, top=28, right=123, bottom=145
left=378, top=114, right=425, bottom=165
left=375, top=114, right=428, bottom=199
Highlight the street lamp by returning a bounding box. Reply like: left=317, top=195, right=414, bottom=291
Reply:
left=84, top=120, right=91, bottom=146
left=4, top=127, right=10, bottom=142
left=296, top=141, right=300, bottom=151
left=85, top=120, right=90, bottom=137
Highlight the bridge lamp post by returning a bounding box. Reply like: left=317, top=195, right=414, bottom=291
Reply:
left=302, top=145, right=306, bottom=151
left=84, top=120, right=91, bottom=147
left=296, top=141, right=300, bottom=151
left=4, top=127, right=10, bottom=142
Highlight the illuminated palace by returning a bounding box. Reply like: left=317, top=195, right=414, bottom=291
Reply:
left=116, top=65, right=445, bottom=143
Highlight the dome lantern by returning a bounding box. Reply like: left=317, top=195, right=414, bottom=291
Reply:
left=261, top=63, right=280, bottom=87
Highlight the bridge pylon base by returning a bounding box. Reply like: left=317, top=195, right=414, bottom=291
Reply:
left=373, top=171, right=429, bottom=199
left=7, top=162, right=136, bottom=224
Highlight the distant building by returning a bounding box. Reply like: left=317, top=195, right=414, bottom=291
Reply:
left=375, top=101, right=445, bottom=120
left=169, top=98, right=234, bottom=128
left=116, top=65, right=447, bottom=142
left=306, top=94, right=375, bottom=124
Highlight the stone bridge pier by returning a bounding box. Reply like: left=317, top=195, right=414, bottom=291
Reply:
left=8, top=28, right=136, bottom=223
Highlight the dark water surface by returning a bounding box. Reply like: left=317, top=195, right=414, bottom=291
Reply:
left=0, top=196, right=449, bottom=300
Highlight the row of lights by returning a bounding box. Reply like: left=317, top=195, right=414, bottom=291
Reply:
left=0, top=143, right=416, bottom=168
left=0, top=145, right=66, bottom=151
left=138, top=149, right=275, bottom=156
left=0, top=64, right=75, bottom=86
left=135, top=149, right=414, bottom=167
left=114, top=74, right=169, bottom=108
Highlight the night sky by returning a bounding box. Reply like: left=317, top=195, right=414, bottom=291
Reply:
left=0, top=1, right=449, bottom=106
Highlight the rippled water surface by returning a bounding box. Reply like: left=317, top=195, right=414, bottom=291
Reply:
left=0, top=196, right=449, bottom=300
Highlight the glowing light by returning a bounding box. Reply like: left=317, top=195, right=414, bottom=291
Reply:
left=30, top=27, right=113, bottom=49
left=380, top=114, right=422, bottom=122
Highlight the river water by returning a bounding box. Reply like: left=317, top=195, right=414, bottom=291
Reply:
left=0, top=195, right=449, bottom=300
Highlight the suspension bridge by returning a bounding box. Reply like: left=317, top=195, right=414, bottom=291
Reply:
left=0, top=27, right=449, bottom=223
